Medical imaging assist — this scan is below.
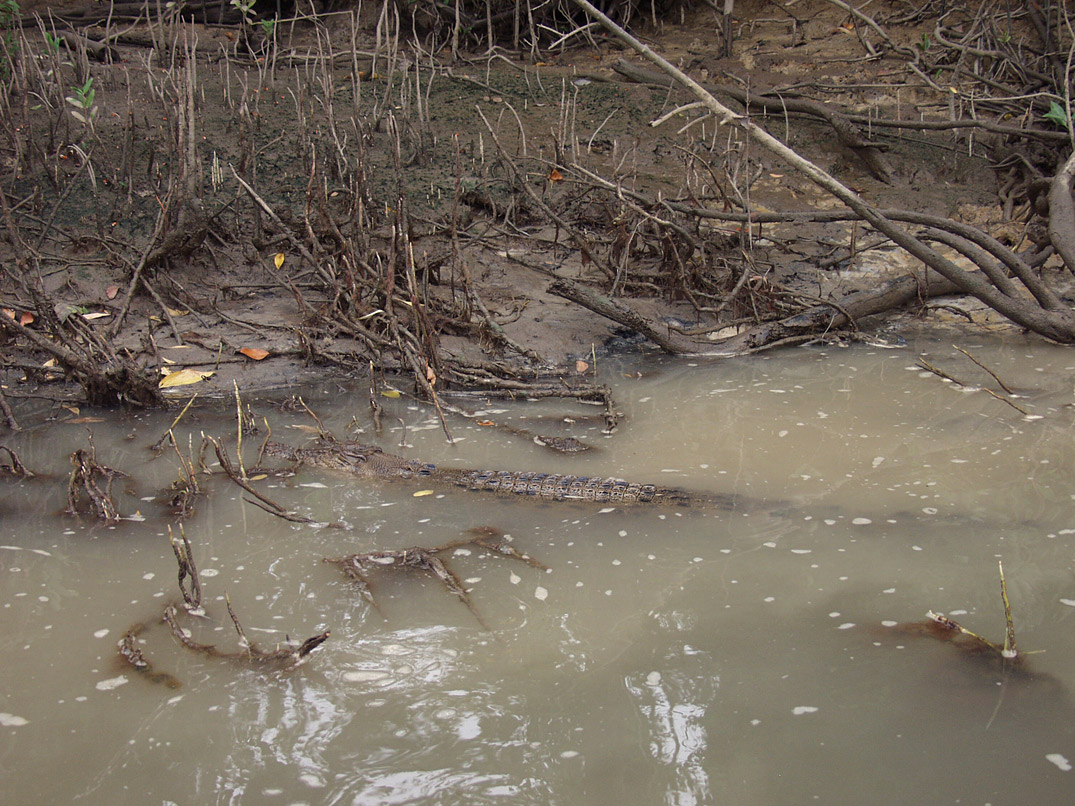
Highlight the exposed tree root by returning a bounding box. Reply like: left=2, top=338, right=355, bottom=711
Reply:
left=0, top=445, right=34, bottom=477
left=66, top=444, right=126, bottom=523
left=326, top=526, right=545, bottom=629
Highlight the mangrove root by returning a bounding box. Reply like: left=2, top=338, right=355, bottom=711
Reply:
left=325, top=526, right=545, bottom=629
left=66, top=446, right=126, bottom=523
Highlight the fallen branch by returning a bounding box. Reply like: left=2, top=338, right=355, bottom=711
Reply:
left=548, top=276, right=700, bottom=354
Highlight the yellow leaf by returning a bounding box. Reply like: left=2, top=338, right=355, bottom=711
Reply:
left=82, top=311, right=110, bottom=321
left=274, top=253, right=285, bottom=269
left=159, top=368, right=214, bottom=388
left=413, top=490, right=434, bottom=497
left=381, top=389, right=401, bottom=398
left=164, top=307, right=188, bottom=317
left=43, top=358, right=57, bottom=368
left=240, top=347, right=270, bottom=360
left=249, top=473, right=267, bottom=481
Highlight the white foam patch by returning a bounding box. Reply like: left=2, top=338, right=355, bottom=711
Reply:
left=792, top=706, right=818, bottom=715
left=95, top=676, right=128, bottom=691
left=1046, top=754, right=1071, bottom=771
left=0, top=713, right=29, bottom=726
left=535, top=586, right=548, bottom=601
left=343, top=670, right=390, bottom=683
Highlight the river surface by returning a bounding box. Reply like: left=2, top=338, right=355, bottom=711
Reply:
left=3, top=335, right=1075, bottom=804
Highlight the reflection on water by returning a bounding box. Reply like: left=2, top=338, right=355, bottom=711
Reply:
left=626, top=649, right=715, bottom=806
left=3, top=335, right=1075, bottom=803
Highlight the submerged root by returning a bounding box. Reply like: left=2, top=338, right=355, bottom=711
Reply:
left=325, top=526, right=543, bottom=629
left=150, top=526, right=330, bottom=674
left=117, top=624, right=182, bottom=689
left=0, top=445, right=35, bottom=478
left=163, top=604, right=330, bottom=668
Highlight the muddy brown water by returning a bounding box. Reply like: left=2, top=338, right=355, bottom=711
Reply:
left=3, top=335, right=1075, bottom=804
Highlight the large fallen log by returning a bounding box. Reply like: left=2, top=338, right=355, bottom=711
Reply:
left=549, top=272, right=959, bottom=356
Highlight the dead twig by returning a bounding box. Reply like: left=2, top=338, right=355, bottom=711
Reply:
left=953, top=345, right=1015, bottom=395
left=208, top=435, right=327, bottom=526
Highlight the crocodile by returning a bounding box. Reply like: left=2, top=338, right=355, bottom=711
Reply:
left=264, top=440, right=732, bottom=508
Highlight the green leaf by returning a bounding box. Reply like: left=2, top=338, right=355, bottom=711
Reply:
left=1043, top=102, right=1071, bottom=129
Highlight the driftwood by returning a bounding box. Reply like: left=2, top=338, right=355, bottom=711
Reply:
left=549, top=271, right=959, bottom=356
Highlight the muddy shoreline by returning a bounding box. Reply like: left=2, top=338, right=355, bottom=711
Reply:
left=2, top=1, right=1062, bottom=419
